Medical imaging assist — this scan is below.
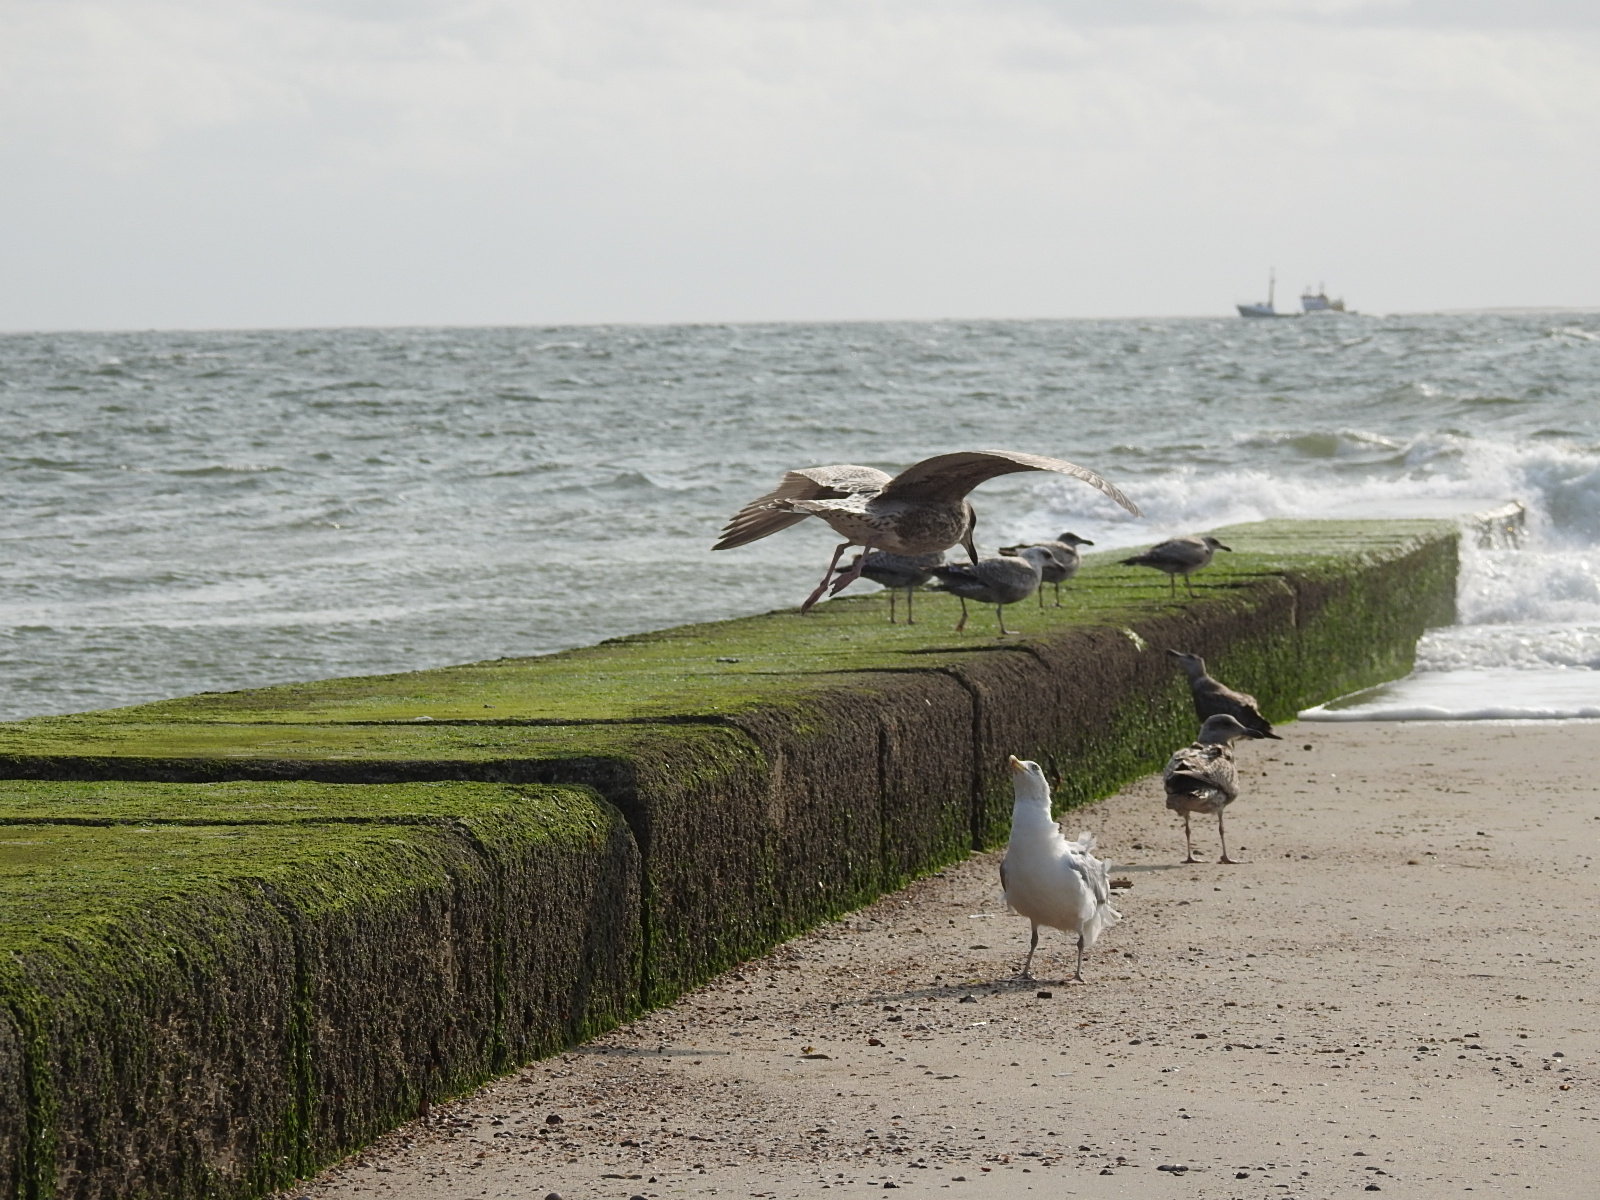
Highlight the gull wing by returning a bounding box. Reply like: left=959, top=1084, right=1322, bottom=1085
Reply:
left=879, top=449, right=1140, bottom=516
left=712, top=465, right=892, bottom=551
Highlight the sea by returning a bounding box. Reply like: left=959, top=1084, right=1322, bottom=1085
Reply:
left=3, top=311, right=1599, bottom=724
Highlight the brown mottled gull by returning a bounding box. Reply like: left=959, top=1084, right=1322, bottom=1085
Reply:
left=1162, top=714, right=1268, bottom=864
left=1167, top=650, right=1282, bottom=739
left=713, top=450, right=1140, bottom=613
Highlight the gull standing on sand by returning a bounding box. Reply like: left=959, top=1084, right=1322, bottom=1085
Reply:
left=929, top=545, right=1055, bottom=635
left=1000, top=756, right=1120, bottom=981
left=1163, top=714, right=1267, bottom=864
left=1000, top=532, right=1094, bottom=607
left=835, top=550, right=943, bottom=624
left=1167, top=650, right=1282, bottom=739
left=712, top=451, right=1140, bottom=613
left=1122, top=535, right=1231, bottom=598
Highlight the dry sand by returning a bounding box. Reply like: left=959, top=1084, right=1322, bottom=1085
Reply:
left=284, top=721, right=1600, bottom=1200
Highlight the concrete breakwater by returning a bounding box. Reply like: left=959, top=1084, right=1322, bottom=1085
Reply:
left=0, top=517, right=1471, bottom=1199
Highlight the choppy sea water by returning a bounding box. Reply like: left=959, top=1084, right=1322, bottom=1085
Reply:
left=3, top=313, right=1599, bottom=722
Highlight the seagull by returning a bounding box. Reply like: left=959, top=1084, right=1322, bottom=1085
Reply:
left=1162, top=714, right=1268, bottom=864
left=929, top=545, right=1055, bottom=634
left=1000, top=531, right=1094, bottom=607
left=834, top=550, right=944, bottom=623
left=1000, top=755, right=1121, bottom=981
left=1167, top=650, right=1282, bottom=739
left=1121, top=535, right=1231, bottom=598
left=713, top=450, right=1140, bottom=613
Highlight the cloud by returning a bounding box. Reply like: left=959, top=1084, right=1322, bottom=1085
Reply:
left=0, top=0, right=1596, bottom=327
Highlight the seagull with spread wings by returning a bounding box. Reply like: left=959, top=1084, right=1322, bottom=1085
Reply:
left=713, top=450, right=1139, bottom=612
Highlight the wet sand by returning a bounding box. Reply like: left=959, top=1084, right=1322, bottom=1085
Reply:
left=282, top=721, right=1600, bottom=1200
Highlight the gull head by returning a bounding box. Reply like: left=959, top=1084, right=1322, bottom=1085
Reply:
left=1202, top=536, right=1233, bottom=552
left=1166, top=649, right=1206, bottom=678
left=1006, top=755, right=1051, bottom=803
left=1056, top=532, right=1094, bottom=547
left=1196, top=713, right=1265, bottom=745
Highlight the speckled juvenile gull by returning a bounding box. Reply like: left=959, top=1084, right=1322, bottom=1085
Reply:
left=1162, top=713, right=1268, bottom=864
left=713, top=450, right=1140, bottom=613
left=1121, top=534, right=1231, bottom=598
left=834, top=549, right=944, bottom=624
left=928, top=545, right=1055, bottom=635
left=1000, top=531, right=1094, bottom=607
left=1000, top=755, right=1120, bottom=981
left=1167, top=650, right=1282, bottom=739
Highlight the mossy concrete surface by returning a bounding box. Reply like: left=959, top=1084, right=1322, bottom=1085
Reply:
left=0, top=518, right=1461, bottom=1198
left=0, top=782, right=638, bottom=1200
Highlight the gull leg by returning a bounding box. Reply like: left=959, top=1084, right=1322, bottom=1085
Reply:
left=1168, top=573, right=1177, bottom=599
left=906, top=586, right=916, bottom=625
left=996, top=603, right=1011, bottom=636
left=827, top=544, right=877, bottom=597
left=954, top=597, right=969, bottom=633
left=1053, top=581, right=1062, bottom=607
left=1218, top=809, right=1246, bottom=864
left=1182, top=812, right=1203, bottom=863
left=888, top=588, right=898, bottom=624
left=1020, top=923, right=1039, bottom=979
left=1037, top=583, right=1044, bottom=609
left=1074, top=933, right=1085, bottom=982
left=1185, top=574, right=1198, bottom=598
left=801, top=542, right=854, bottom=613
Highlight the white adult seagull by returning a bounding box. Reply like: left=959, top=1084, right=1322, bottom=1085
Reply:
left=713, top=450, right=1140, bottom=613
left=999, top=755, right=1121, bottom=981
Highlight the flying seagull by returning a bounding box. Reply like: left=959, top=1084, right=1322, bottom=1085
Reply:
left=1000, top=755, right=1121, bottom=981
left=1000, top=531, right=1094, bottom=607
left=1122, top=535, right=1230, bottom=598
left=713, top=450, right=1140, bottom=612
left=834, top=550, right=944, bottom=623
left=1163, top=714, right=1267, bottom=864
left=1167, top=650, right=1281, bottom=739
left=929, top=545, right=1055, bottom=634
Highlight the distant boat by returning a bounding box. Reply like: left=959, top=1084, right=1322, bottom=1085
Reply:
left=1300, top=283, right=1347, bottom=313
left=1237, top=269, right=1287, bottom=319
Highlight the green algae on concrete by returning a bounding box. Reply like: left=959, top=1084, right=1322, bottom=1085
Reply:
left=0, top=518, right=1466, bottom=1199
left=0, top=782, right=638, bottom=1200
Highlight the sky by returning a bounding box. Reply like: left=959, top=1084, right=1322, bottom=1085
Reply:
left=1, top=0, right=1597, bottom=330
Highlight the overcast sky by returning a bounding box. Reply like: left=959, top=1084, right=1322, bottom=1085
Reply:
left=2, top=0, right=1596, bottom=330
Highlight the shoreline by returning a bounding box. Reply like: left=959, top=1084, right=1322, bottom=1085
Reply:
left=290, top=719, right=1600, bottom=1200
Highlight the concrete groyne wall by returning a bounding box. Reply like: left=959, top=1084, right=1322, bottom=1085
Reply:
left=0, top=517, right=1470, bottom=1198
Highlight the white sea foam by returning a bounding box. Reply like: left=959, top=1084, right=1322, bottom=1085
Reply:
left=1020, top=437, right=1600, bottom=720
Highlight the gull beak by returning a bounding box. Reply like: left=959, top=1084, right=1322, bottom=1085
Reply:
left=1216, top=542, right=1234, bottom=552
left=1007, top=754, right=1025, bottom=772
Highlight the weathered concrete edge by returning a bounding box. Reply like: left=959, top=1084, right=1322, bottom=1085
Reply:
left=0, top=788, right=641, bottom=1200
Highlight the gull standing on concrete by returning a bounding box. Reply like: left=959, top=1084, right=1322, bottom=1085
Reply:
left=1122, top=535, right=1231, bottom=598
left=712, top=451, right=1140, bottom=613
left=1000, top=532, right=1094, bottom=607
left=1000, top=756, right=1121, bottom=981
left=1167, top=650, right=1282, bottom=739
left=929, top=545, right=1055, bottom=634
left=834, top=550, right=943, bottom=624
left=1163, top=714, right=1267, bottom=864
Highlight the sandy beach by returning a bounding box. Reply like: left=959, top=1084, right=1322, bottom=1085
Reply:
left=284, top=720, right=1600, bottom=1200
